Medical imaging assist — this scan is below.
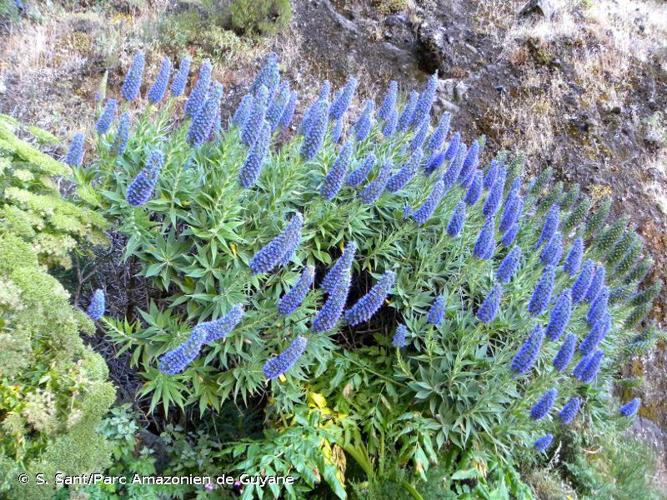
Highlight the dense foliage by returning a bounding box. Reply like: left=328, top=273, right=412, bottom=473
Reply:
left=71, top=51, right=663, bottom=498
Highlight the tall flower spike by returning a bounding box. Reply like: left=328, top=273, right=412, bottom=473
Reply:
left=499, top=194, right=523, bottom=234
left=410, top=180, right=446, bottom=225
left=447, top=201, right=466, bottom=238
left=360, top=161, right=392, bottom=204
left=511, top=325, right=544, bottom=375
left=250, top=53, right=279, bottom=94
left=443, top=145, right=466, bottom=189
left=458, top=141, right=480, bottom=185
left=502, top=223, right=519, bottom=247
left=424, top=152, right=446, bottom=175
left=331, top=117, right=344, bottom=143
left=427, top=112, right=451, bottom=152
left=321, top=142, right=353, bottom=201
left=344, top=271, right=396, bottom=326
left=65, top=132, right=85, bottom=166
left=112, top=112, right=131, bottom=156
left=147, top=56, right=172, bottom=104
left=232, top=94, right=254, bottom=128
left=483, top=160, right=500, bottom=190
left=443, top=131, right=460, bottom=160
left=579, top=312, right=611, bottom=355
left=383, top=106, right=398, bottom=137
left=354, top=100, right=374, bottom=141
left=559, top=397, right=582, bottom=425
left=564, top=236, right=584, bottom=276
left=619, top=398, right=641, bottom=418
left=530, top=388, right=558, bottom=420
left=278, top=90, right=298, bottom=130
left=572, top=351, right=593, bottom=379
left=249, top=213, right=304, bottom=274
left=552, top=332, right=576, bottom=372
left=239, top=119, right=271, bottom=188
left=396, top=90, right=418, bottom=133
left=528, top=266, right=556, bottom=316
left=278, top=266, right=315, bottom=316
left=86, top=289, right=105, bottom=320
left=300, top=99, right=329, bottom=160
left=329, top=77, right=358, bottom=120
left=96, top=99, right=117, bottom=134
left=386, top=150, right=422, bottom=192
left=463, top=170, right=483, bottom=205
left=392, top=324, right=408, bottom=348
left=170, top=55, right=192, bottom=97
left=572, top=259, right=594, bottom=304
left=546, top=288, right=572, bottom=341
left=121, top=50, right=145, bottom=102
left=411, top=73, right=438, bottom=127
left=584, top=265, right=606, bottom=303
left=378, top=80, right=398, bottom=121
left=473, top=217, right=496, bottom=260
left=587, top=287, right=609, bottom=326
left=187, top=82, right=224, bottom=148
left=540, top=232, right=563, bottom=267
left=477, top=284, right=503, bottom=323
left=185, top=59, right=213, bottom=118
left=126, top=150, right=164, bottom=207
left=200, top=305, right=245, bottom=343
left=347, top=154, right=377, bottom=187
left=482, top=173, right=505, bottom=217
left=158, top=327, right=207, bottom=375
left=409, top=117, right=430, bottom=151
left=312, top=267, right=352, bottom=333
left=321, top=241, right=357, bottom=294
left=534, top=434, right=554, bottom=453
left=577, top=350, right=604, bottom=383
left=266, top=81, right=290, bottom=129
left=496, top=245, right=522, bottom=284
left=263, top=335, right=308, bottom=380
left=241, top=85, right=268, bottom=146
left=536, top=204, right=560, bottom=248
left=427, top=296, right=445, bottom=326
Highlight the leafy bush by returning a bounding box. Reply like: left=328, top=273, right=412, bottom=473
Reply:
left=79, top=52, right=661, bottom=498
left=0, top=119, right=115, bottom=498
left=230, top=0, right=292, bottom=36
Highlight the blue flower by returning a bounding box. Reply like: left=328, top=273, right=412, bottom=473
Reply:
left=239, top=119, right=271, bottom=188
left=121, top=50, right=145, bottom=101
left=559, top=397, right=582, bottom=425
left=185, top=59, right=213, bottom=117
left=96, top=99, right=117, bottom=134
left=501, top=223, right=519, bottom=247
left=530, top=388, right=558, bottom=420
left=378, top=80, right=398, bottom=121
left=199, top=304, right=245, bottom=343
left=187, top=82, right=224, bottom=148
left=482, top=172, right=506, bottom=217
left=463, top=170, right=483, bottom=205
left=447, top=201, right=466, bottom=238
left=170, top=56, right=192, bottom=97
left=411, top=73, right=437, bottom=127
left=278, top=266, right=315, bottom=316
left=318, top=80, right=332, bottom=100
left=360, top=161, right=393, bottom=204
left=458, top=140, right=480, bottom=185
left=331, top=117, right=345, bottom=143
left=250, top=53, right=279, bottom=93
left=579, top=312, right=611, bottom=355
left=278, top=90, right=298, bottom=130
left=586, top=287, right=609, bottom=326
left=553, top=332, right=577, bottom=372
left=232, top=94, right=254, bottom=128
left=65, top=132, right=85, bottom=166
left=427, top=296, right=445, bottom=326
left=426, top=112, right=451, bottom=152
left=345, top=271, right=396, bottom=326
left=409, top=117, right=430, bottom=151
left=263, top=335, right=308, bottom=380
left=511, top=325, right=544, bottom=375
left=321, top=142, right=353, bottom=200
left=528, top=266, right=556, bottom=316
left=300, top=99, right=329, bottom=160
left=86, top=289, right=105, bottom=320
left=473, top=217, right=496, bottom=260
left=424, top=152, right=447, bottom=175
left=534, top=434, right=554, bottom=452
left=577, top=350, right=604, bottom=383
left=396, top=90, right=419, bottom=133
left=443, top=132, right=460, bottom=160
left=313, top=269, right=352, bottom=333
left=496, top=245, right=522, bottom=284
left=564, top=237, right=583, bottom=276
left=572, top=259, right=594, bottom=304
left=410, top=180, right=446, bottom=225
left=499, top=194, right=523, bottom=234
left=266, top=81, right=290, bottom=129
left=392, top=324, right=408, bottom=348
left=382, top=107, right=398, bottom=137
left=354, top=100, right=374, bottom=141
left=477, top=284, right=503, bottom=323
left=158, top=327, right=208, bottom=375
left=443, top=143, right=466, bottom=186
left=112, top=112, right=131, bottom=156
left=536, top=204, right=560, bottom=248
left=584, top=265, right=606, bottom=303
left=619, top=398, right=641, bottom=418
left=249, top=213, right=304, bottom=274
left=347, top=154, right=377, bottom=187
left=483, top=160, right=500, bottom=190
left=147, top=57, right=172, bottom=104
left=241, top=85, right=269, bottom=146
left=321, top=241, right=357, bottom=294
left=386, top=150, right=421, bottom=192
left=126, top=150, right=164, bottom=207
left=546, top=288, right=572, bottom=341
left=329, top=77, right=358, bottom=120
left=540, top=232, right=563, bottom=267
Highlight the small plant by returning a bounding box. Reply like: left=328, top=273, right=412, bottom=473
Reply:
left=230, top=0, right=292, bottom=36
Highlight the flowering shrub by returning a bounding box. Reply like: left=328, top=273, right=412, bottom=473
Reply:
left=81, top=52, right=662, bottom=497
